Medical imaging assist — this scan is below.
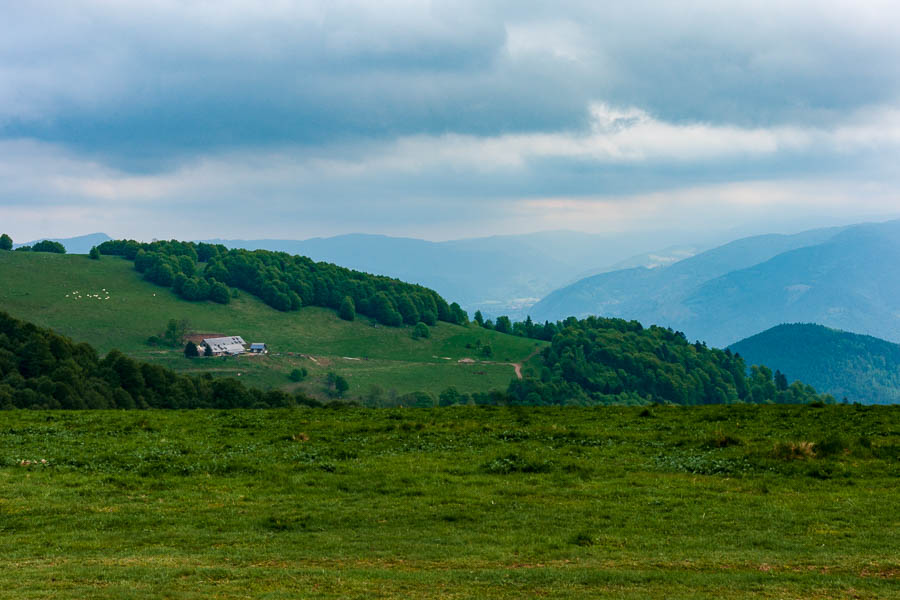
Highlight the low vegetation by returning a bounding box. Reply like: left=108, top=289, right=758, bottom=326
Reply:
left=0, top=405, right=896, bottom=598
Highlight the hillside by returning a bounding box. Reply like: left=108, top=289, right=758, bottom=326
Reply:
left=730, top=324, right=900, bottom=405
left=0, top=249, right=835, bottom=407
left=510, top=316, right=829, bottom=406
left=0, top=251, right=542, bottom=401
left=204, top=230, right=706, bottom=318
left=677, top=221, right=900, bottom=345
left=529, top=220, right=900, bottom=346
left=530, top=224, right=845, bottom=327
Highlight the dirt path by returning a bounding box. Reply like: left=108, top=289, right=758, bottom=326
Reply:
left=509, top=347, right=542, bottom=380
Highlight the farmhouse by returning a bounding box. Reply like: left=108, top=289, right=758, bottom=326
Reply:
left=249, top=343, right=267, bottom=354
left=202, top=336, right=246, bottom=356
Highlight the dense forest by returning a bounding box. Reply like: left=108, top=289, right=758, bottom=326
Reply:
left=0, top=311, right=304, bottom=410
left=507, top=316, right=833, bottom=406
left=730, top=323, right=900, bottom=404
left=97, top=239, right=467, bottom=327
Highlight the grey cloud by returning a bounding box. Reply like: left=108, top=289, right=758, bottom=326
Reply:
left=3, top=1, right=900, bottom=173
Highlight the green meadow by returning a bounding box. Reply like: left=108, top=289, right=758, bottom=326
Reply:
left=0, top=251, right=543, bottom=398
left=1, top=404, right=898, bottom=598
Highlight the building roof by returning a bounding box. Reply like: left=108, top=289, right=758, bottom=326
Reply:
left=202, top=336, right=246, bottom=354
left=250, top=343, right=266, bottom=349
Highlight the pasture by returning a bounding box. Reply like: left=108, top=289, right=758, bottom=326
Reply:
left=1, top=404, right=897, bottom=598
left=0, top=251, right=542, bottom=399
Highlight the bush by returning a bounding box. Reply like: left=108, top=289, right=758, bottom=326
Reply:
left=184, top=342, right=199, bottom=358
left=772, top=441, right=815, bottom=460
left=89, top=246, right=101, bottom=260
left=289, top=368, right=308, bottom=382
left=339, top=296, right=355, bottom=321
left=705, top=430, right=744, bottom=448
left=32, top=240, right=66, bottom=254
left=813, top=436, right=846, bottom=458
left=412, top=322, right=430, bottom=339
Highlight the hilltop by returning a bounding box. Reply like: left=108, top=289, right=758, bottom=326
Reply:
left=0, top=250, right=542, bottom=401
left=730, top=323, right=900, bottom=405
left=203, top=230, right=710, bottom=318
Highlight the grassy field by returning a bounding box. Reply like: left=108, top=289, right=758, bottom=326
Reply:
left=1, top=404, right=898, bottom=598
left=0, top=251, right=543, bottom=398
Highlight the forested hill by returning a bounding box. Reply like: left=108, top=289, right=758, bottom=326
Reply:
left=730, top=324, right=900, bottom=405
left=508, top=317, right=832, bottom=406
left=0, top=311, right=293, bottom=410
left=97, top=239, right=467, bottom=327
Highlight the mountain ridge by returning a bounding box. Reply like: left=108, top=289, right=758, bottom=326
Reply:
left=730, top=323, right=900, bottom=404
left=529, top=220, right=900, bottom=346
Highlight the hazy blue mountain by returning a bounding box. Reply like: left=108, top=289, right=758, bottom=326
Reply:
left=676, top=220, right=900, bottom=345
left=14, top=233, right=112, bottom=254
left=529, top=224, right=848, bottom=330
left=730, top=323, right=900, bottom=405
left=202, top=230, right=698, bottom=318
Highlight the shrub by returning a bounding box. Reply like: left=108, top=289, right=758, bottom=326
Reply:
left=339, top=296, right=355, bottom=321
left=289, top=368, right=308, bottom=382
left=412, top=322, right=430, bottom=339
left=705, top=430, right=744, bottom=448
left=813, top=436, right=846, bottom=458
left=32, top=240, right=66, bottom=254
left=772, top=441, right=815, bottom=460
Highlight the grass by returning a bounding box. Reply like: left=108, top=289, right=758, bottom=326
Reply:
left=0, top=251, right=543, bottom=398
left=1, top=404, right=898, bottom=598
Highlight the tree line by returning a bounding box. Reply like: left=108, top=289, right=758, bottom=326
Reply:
left=0, top=233, right=66, bottom=254
left=97, top=239, right=468, bottom=327
left=506, top=316, right=833, bottom=406
left=0, top=311, right=315, bottom=410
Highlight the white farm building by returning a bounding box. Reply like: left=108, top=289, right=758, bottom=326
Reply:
left=202, top=336, right=246, bottom=356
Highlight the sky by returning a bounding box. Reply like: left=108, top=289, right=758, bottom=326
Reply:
left=2, top=0, right=900, bottom=243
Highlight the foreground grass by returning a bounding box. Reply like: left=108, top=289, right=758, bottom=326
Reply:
left=1, top=404, right=898, bottom=598
left=0, top=251, right=542, bottom=398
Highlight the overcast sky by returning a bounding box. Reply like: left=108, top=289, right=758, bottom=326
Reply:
left=2, top=0, right=900, bottom=243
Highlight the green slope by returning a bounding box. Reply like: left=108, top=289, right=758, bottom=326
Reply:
left=2, top=406, right=898, bottom=598
left=730, top=323, right=900, bottom=405
left=0, top=251, right=544, bottom=400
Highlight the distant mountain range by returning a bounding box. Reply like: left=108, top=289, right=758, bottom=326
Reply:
left=529, top=219, right=900, bottom=346
left=730, top=323, right=900, bottom=405
left=201, top=231, right=702, bottom=318
left=14, top=233, right=112, bottom=255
